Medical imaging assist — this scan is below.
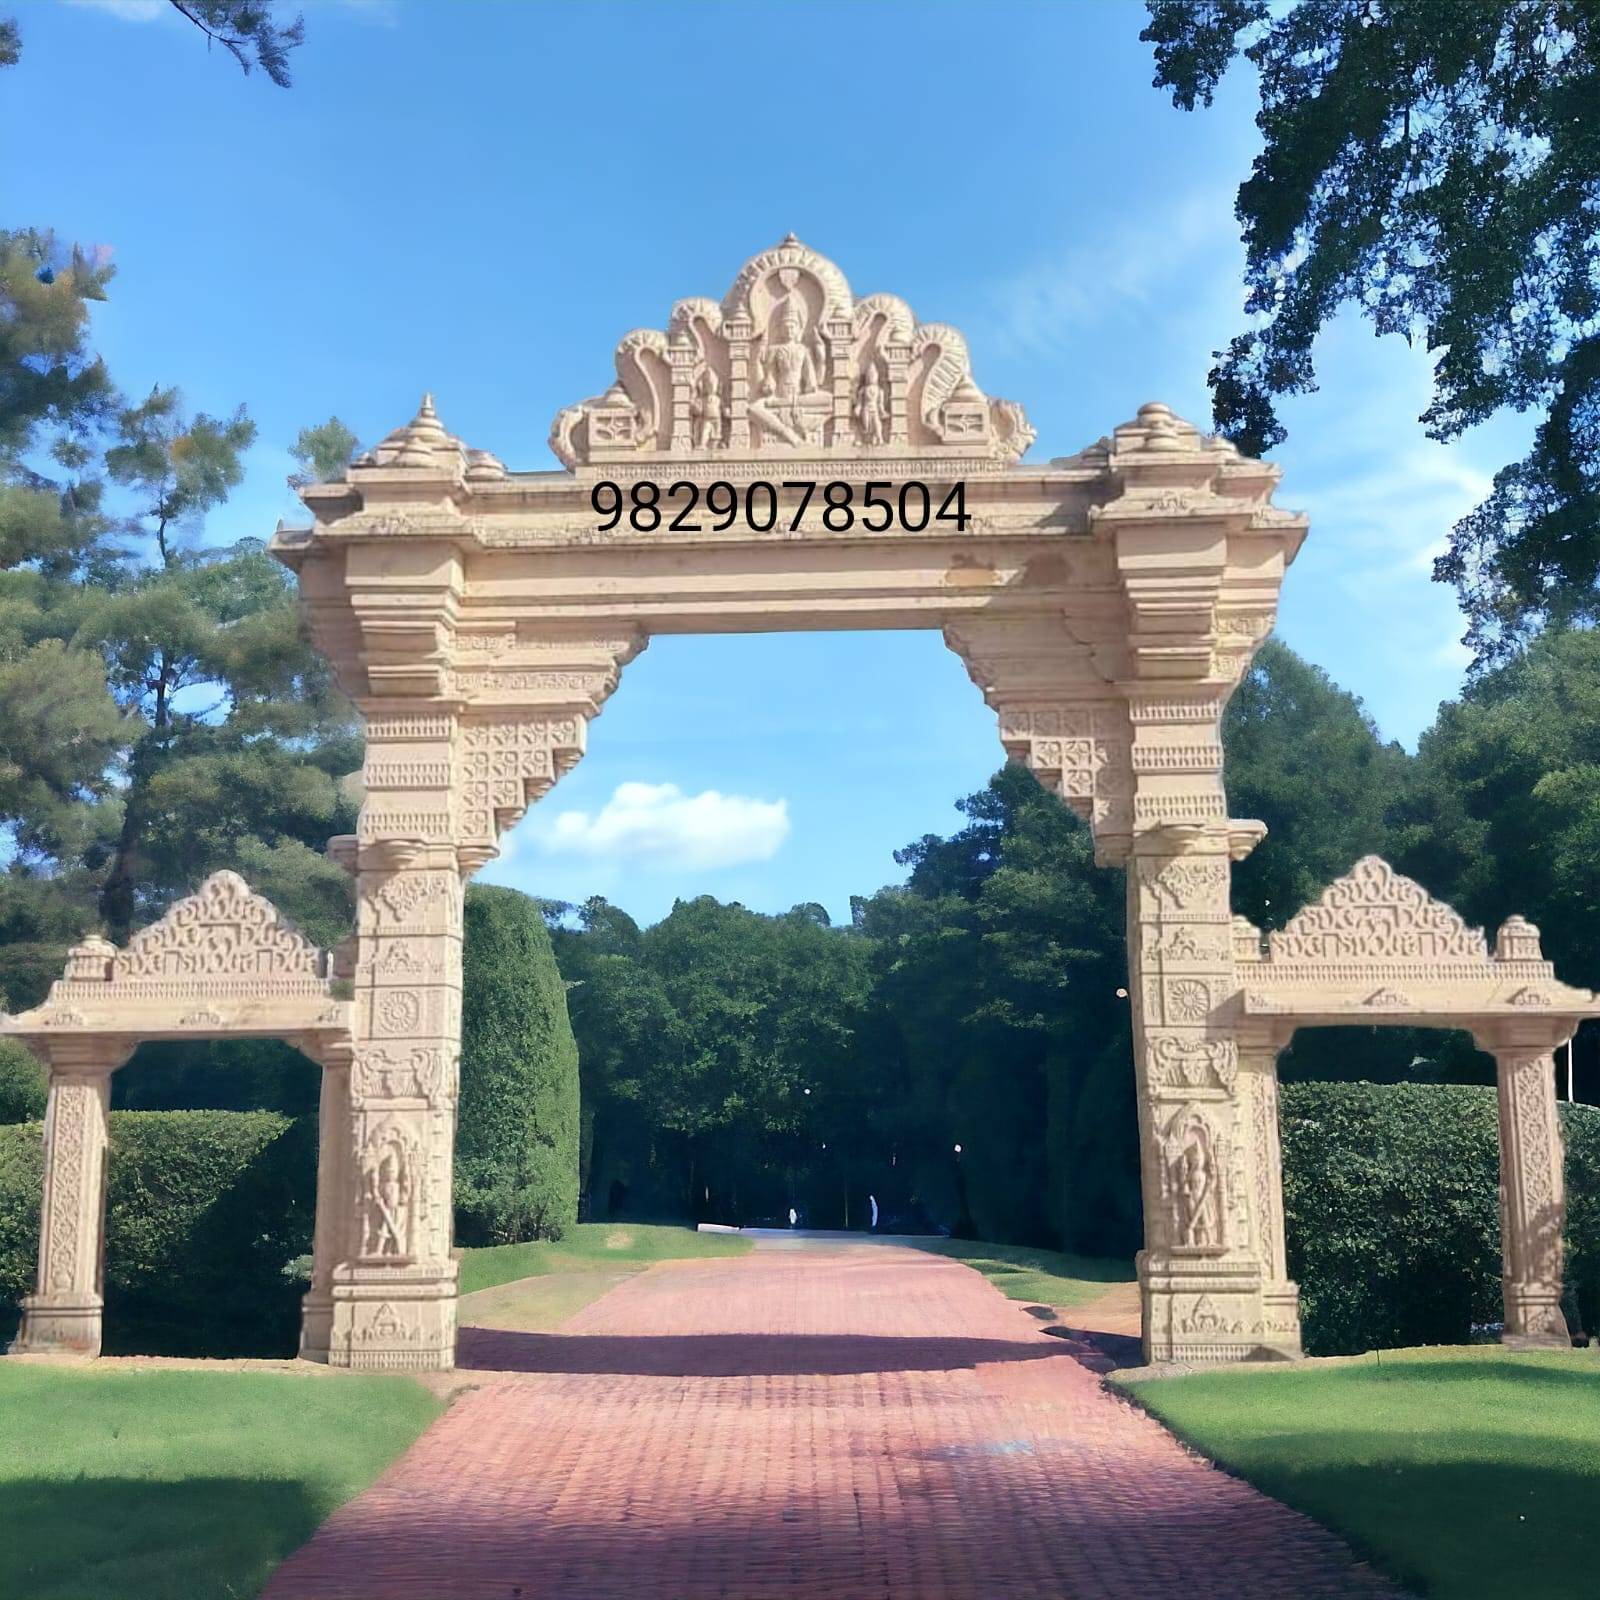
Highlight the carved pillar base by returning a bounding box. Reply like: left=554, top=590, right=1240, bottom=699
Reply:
left=1501, top=1286, right=1570, bottom=1350
left=1139, top=1261, right=1300, bottom=1364
left=325, top=1266, right=459, bottom=1372
left=11, top=1293, right=104, bottom=1357
left=298, top=1294, right=334, bottom=1364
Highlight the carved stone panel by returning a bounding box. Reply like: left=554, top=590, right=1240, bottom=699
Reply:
left=549, top=236, right=1034, bottom=470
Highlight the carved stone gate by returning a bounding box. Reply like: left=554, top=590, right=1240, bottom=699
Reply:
left=5, top=239, right=1589, bottom=1367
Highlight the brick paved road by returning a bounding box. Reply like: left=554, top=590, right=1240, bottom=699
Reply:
left=263, top=1238, right=1402, bottom=1599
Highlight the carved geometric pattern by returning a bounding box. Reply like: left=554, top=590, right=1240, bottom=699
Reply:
left=115, top=871, right=327, bottom=981
left=1268, top=856, right=1488, bottom=963
left=459, top=714, right=586, bottom=847
left=44, top=1082, right=94, bottom=1292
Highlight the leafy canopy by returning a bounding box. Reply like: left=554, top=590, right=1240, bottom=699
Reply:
left=1143, top=0, right=1600, bottom=662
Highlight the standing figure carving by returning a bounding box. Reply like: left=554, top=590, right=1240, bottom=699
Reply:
left=360, top=1124, right=417, bottom=1261
left=855, top=362, right=888, bottom=445
left=1179, top=1142, right=1214, bottom=1247
left=691, top=364, right=725, bottom=451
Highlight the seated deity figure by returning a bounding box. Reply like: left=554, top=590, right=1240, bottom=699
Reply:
left=747, top=299, right=831, bottom=447
left=855, top=362, right=889, bottom=445
left=691, top=363, right=725, bottom=450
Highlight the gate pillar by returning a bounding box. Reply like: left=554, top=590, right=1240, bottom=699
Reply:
left=1482, top=1023, right=1572, bottom=1349
left=11, top=1037, right=127, bottom=1356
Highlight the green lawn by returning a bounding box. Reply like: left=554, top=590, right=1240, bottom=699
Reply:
left=907, top=1238, right=1133, bottom=1308
left=0, top=1364, right=441, bottom=1600
left=1117, top=1346, right=1600, bottom=1600
left=456, top=1220, right=752, bottom=1296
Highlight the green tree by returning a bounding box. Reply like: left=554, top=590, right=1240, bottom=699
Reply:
left=169, top=2, right=305, bottom=87
left=1394, top=625, right=1600, bottom=988
left=458, top=885, right=580, bottom=1244
left=81, top=388, right=357, bottom=943
left=289, top=417, right=359, bottom=491
left=1224, top=638, right=1408, bottom=930
left=857, top=765, right=1130, bottom=1250
left=1143, top=0, right=1600, bottom=662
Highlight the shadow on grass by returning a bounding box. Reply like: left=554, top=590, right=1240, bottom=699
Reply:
left=0, top=1475, right=327, bottom=1600
left=457, top=1327, right=1068, bottom=1376
left=1224, top=1456, right=1594, bottom=1600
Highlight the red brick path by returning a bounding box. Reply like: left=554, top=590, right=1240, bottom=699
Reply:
left=263, top=1239, right=1402, bottom=1598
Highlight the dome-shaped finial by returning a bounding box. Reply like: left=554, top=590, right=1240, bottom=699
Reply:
left=1495, top=914, right=1545, bottom=963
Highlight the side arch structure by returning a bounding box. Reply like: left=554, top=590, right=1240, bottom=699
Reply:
left=4, top=872, right=353, bottom=1357
left=1237, top=855, right=1598, bottom=1349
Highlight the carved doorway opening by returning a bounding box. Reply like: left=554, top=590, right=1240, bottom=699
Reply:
left=98, top=1039, right=326, bottom=1358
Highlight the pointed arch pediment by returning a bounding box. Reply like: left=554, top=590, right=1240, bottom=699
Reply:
left=1241, top=855, right=1600, bottom=1026
left=1267, top=856, right=1487, bottom=964
left=2, top=871, right=351, bottom=1054
left=113, top=871, right=330, bottom=985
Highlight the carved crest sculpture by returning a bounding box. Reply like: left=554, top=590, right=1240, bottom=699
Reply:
left=548, top=235, right=1036, bottom=468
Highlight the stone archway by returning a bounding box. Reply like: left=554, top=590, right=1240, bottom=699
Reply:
left=1236, top=855, right=1598, bottom=1348
left=4, top=872, right=353, bottom=1357
left=268, top=236, right=1308, bottom=1368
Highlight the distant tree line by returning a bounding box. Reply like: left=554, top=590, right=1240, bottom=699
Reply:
left=554, top=632, right=1600, bottom=1258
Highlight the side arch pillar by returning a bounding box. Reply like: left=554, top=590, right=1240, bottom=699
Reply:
left=11, top=1037, right=130, bottom=1356
left=1479, top=1021, right=1572, bottom=1348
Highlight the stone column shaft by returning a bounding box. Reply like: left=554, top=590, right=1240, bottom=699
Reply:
left=325, top=708, right=465, bottom=1371
left=298, top=1052, right=351, bottom=1362
left=1493, top=1044, right=1570, bottom=1348
left=12, top=1046, right=121, bottom=1356
left=1129, top=828, right=1292, bottom=1360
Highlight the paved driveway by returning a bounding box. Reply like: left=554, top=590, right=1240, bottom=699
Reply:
left=263, top=1237, right=1401, bottom=1598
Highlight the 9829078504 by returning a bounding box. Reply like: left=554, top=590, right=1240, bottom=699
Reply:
left=590, top=478, right=971, bottom=535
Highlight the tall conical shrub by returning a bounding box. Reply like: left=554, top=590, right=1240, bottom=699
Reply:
left=456, top=885, right=580, bottom=1243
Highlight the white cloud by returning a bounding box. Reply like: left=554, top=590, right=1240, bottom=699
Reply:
left=979, top=187, right=1242, bottom=362
left=534, top=782, right=790, bottom=870
left=66, top=0, right=165, bottom=19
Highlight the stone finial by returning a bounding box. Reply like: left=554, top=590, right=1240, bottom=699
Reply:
left=62, top=936, right=116, bottom=983
left=464, top=448, right=507, bottom=484
left=1130, top=401, right=1199, bottom=453
left=357, top=393, right=467, bottom=472
left=1495, top=914, right=1545, bottom=963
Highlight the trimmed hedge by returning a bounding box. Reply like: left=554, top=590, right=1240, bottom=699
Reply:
left=1281, top=1081, right=1600, bottom=1355
left=0, top=1040, right=47, bottom=1124
left=0, top=1110, right=315, bottom=1356
left=456, top=884, right=580, bottom=1245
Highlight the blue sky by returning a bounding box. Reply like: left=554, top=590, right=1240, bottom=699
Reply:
left=8, top=0, right=1534, bottom=925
